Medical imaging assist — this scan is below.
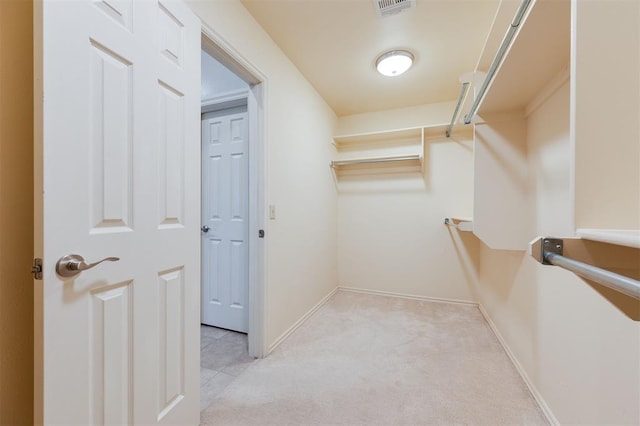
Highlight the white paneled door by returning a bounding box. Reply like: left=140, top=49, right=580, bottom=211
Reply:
left=201, top=108, right=250, bottom=333
left=35, top=0, right=200, bottom=424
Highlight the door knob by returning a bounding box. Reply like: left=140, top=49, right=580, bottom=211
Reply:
left=56, top=254, right=120, bottom=278
left=201, top=225, right=210, bottom=233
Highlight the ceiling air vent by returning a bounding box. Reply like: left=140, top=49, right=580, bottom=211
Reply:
left=373, top=0, right=415, bottom=18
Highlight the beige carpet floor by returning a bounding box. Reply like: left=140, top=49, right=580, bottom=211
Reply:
left=200, top=290, right=548, bottom=425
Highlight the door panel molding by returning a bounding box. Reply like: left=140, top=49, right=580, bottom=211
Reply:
left=35, top=0, right=200, bottom=423
left=202, top=108, right=249, bottom=333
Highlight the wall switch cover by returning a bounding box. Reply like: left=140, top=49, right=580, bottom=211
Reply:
left=269, top=204, right=276, bottom=220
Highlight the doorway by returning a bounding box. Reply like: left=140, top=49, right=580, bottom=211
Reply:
left=201, top=51, right=250, bottom=333
left=200, top=29, right=267, bottom=359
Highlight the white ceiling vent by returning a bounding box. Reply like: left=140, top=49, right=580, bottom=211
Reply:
left=373, top=0, right=415, bottom=18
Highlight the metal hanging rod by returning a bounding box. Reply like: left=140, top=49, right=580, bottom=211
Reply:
left=330, top=154, right=421, bottom=168
left=446, top=82, right=470, bottom=138
left=463, top=0, right=533, bottom=124
left=444, top=217, right=473, bottom=232
left=532, top=238, right=640, bottom=301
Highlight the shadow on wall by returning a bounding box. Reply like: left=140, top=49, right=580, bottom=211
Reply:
left=448, top=229, right=640, bottom=321
left=475, top=114, right=530, bottom=193
left=479, top=244, right=529, bottom=303
left=562, top=239, right=640, bottom=321
left=446, top=226, right=482, bottom=301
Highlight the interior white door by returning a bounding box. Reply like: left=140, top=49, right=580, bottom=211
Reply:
left=34, top=0, right=200, bottom=424
left=201, top=107, right=250, bottom=333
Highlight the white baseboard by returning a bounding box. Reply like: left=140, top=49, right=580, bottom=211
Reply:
left=338, top=286, right=478, bottom=307
left=478, top=304, right=559, bottom=426
left=267, top=286, right=339, bottom=354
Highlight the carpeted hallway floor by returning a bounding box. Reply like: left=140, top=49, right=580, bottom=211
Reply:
left=200, top=290, right=548, bottom=425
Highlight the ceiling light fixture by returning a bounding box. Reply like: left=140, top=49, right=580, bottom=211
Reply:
left=376, top=50, right=414, bottom=77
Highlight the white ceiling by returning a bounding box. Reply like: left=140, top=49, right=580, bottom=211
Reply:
left=241, top=0, right=500, bottom=117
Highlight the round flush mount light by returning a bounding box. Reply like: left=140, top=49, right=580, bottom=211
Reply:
left=376, top=50, right=414, bottom=77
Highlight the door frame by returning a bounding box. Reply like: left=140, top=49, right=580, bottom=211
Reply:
left=201, top=24, right=268, bottom=358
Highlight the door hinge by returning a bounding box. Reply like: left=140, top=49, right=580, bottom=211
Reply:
left=32, top=258, right=43, bottom=280
left=258, top=229, right=265, bottom=238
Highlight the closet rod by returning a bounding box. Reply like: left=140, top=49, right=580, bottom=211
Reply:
left=533, top=238, right=640, bottom=301
left=446, top=82, right=470, bottom=138
left=463, top=0, right=533, bottom=124
left=444, top=217, right=472, bottom=231
left=330, top=154, right=421, bottom=168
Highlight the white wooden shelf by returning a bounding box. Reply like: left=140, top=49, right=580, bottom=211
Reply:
left=478, top=0, right=570, bottom=115
left=330, top=154, right=421, bottom=169
left=470, top=0, right=638, bottom=257
left=331, top=124, right=474, bottom=174
left=469, top=0, right=570, bottom=251
left=333, top=127, right=422, bottom=148
left=576, top=229, right=640, bottom=249
left=572, top=2, right=640, bottom=238
left=332, top=126, right=424, bottom=174
left=333, top=123, right=472, bottom=147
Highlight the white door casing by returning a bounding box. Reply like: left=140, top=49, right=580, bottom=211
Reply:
left=201, top=107, right=250, bottom=333
left=34, top=0, right=200, bottom=424
left=200, top=27, right=268, bottom=358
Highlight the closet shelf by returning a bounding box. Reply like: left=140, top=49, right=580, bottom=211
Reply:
left=334, top=124, right=472, bottom=147
left=333, top=127, right=422, bottom=148
left=332, top=126, right=424, bottom=175
left=330, top=154, right=421, bottom=169
left=576, top=229, right=640, bottom=249
left=331, top=124, right=472, bottom=176
left=478, top=0, right=570, bottom=115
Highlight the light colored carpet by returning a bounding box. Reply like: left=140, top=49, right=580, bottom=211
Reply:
left=200, top=290, right=548, bottom=425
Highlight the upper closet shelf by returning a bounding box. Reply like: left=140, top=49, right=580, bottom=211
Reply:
left=331, top=124, right=473, bottom=173
left=330, top=154, right=421, bottom=169
left=333, top=127, right=422, bottom=148
left=576, top=229, right=640, bottom=249
left=331, top=126, right=423, bottom=172
left=478, top=0, right=570, bottom=115
left=333, top=124, right=472, bottom=147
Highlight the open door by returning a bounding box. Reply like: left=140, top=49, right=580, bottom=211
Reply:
left=201, top=105, right=250, bottom=333
left=34, top=0, right=201, bottom=423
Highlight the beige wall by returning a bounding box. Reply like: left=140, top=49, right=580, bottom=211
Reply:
left=476, top=81, right=640, bottom=424
left=336, top=102, right=480, bottom=303
left=335, top=101, right=455, bottom=136
left=187, top=0, right=339, bottom=347
left=7, top=1, right=634, bottom=423
left=0, top=0, right=34, bottom=424
left=572, top=0, right=640, bottom=230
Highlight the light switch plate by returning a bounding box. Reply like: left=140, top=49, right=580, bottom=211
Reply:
left=269, top=204, right=276, bottom=220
